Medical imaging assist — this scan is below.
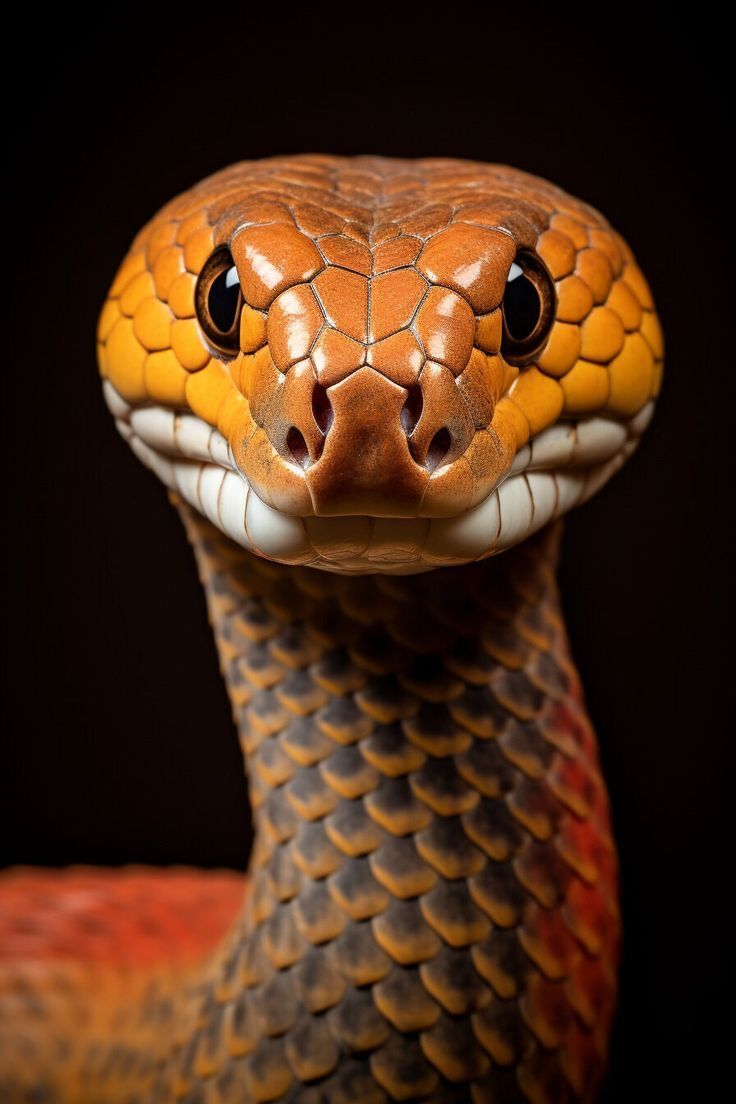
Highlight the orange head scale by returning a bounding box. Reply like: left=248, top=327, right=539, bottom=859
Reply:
left=98, top=156, right=662, bottom=573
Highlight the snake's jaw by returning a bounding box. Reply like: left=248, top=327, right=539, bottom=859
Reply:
left=98, top=157, right=663, bottom=574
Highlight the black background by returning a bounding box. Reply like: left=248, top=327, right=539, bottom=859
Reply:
left=4, top=13, right=732, bottom=1101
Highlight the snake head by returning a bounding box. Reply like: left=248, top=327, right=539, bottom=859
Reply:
left=98, top=156, right=662, bottom=573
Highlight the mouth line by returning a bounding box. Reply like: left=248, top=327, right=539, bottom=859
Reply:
left=104, top=382, right=654, bottom=575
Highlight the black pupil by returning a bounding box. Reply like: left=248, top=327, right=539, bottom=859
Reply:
left=504, top=273, right=541, bottom=341
left=208, top=265, right=240, bottom=333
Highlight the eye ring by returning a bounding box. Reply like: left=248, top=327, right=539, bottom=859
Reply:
left=195, top=248, right=243, bottom=358
left=501, top=251, right=556, bottom=366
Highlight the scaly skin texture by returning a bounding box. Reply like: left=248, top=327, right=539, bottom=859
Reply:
left=0, top=517, right=619, bottom=1103
left=166, top=511, right=620, bottom=1104
left=97, top=155, right=662, bottom=573
left=1, top=156, right=662, bottom=1101
left=0, top=869, right=243, bottom=1101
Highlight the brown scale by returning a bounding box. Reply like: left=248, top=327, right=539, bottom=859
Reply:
left=121, top=505, right=618, bottom=1104
left=0, top=511, right=620, bottom=1103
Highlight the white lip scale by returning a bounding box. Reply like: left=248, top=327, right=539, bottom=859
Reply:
left=106, top=380, right=652, bottom=574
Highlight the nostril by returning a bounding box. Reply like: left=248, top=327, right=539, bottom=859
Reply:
left=425, top=427, right=452, bottom=473
left=312, top=384, right=334, bottom=435
left=287, top=426, right=310, bottom=469
left=400, top=385, right=423, bottom=436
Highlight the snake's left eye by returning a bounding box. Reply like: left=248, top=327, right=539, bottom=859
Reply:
left=195, top=248, right=243, bottom=357
left=501, top=252, right=555, bottom=365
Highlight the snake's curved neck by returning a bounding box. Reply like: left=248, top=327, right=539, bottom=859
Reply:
left=145, top=504, right=619, bottom=1104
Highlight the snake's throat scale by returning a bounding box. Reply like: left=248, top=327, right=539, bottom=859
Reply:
left=0, top=155, right=663, bottom=1103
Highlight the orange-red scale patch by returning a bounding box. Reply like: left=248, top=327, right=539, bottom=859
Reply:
left=0, top=867, right=244, bottom=968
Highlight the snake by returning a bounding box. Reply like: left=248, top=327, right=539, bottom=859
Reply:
left=0, top=155, right=663, bottom=1103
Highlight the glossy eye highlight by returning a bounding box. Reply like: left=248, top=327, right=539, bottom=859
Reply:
left=501, top=252, right=555, bottom=364
left=196, top=249, right=243, bottom=357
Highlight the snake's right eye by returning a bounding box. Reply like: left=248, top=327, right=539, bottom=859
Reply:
left=195, top=249, right=243, bottom=357
left=501, top=252, right=555, bottom=366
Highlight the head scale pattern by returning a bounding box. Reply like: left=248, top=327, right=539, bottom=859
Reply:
left=98, top=156, right=662, bottom=573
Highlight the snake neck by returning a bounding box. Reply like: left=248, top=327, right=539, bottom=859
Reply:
left=163, top=504, right=619, bottom=1104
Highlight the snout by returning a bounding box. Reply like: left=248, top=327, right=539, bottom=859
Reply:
left=272, top=364, right=476, bottom=517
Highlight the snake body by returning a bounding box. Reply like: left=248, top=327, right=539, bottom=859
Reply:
left=0, top=156, right=662, bottom=1102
